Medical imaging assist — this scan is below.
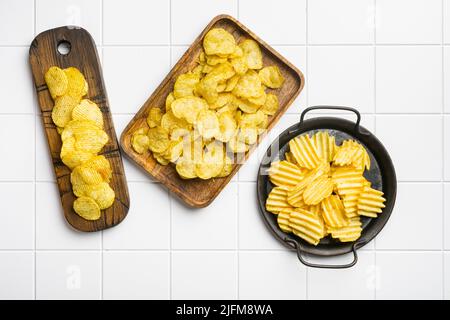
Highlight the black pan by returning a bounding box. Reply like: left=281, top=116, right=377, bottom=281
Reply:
left=257, top=106, right=397, bottom=268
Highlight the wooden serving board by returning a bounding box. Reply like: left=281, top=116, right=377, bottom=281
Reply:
left=29, top=26, right=130, bottom=232
left=121, top=15, right=304, bottom=208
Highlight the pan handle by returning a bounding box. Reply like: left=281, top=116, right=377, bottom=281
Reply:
left=286, top=239, right=367, bottom=269
left=300, top=105, right=362, bottom=133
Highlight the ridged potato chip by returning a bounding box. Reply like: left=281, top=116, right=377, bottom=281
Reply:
left=239, top=39, right=263, bottom=70
left=84, top=155, right=112, bottom=182
left=268, top=160, right=304, bottom=188
left=312, top=131, right=336, bottom=163
left=71, top=99, right=104, bottom=129
left=277, top=210, right=293, bottom=233
left=74, top=129, right=109, bottom=154
left=331, top=166, right=365, bottom=197
left=86, top=182, right=115, bottom=210
left=172, top=96, right=209, bottom=124
left=357, top=186, right=386, bottom=217
left=64, top=67, right=88, bottom=100
left=266, top=187, right=293, bottom=214
left=45, top=66, right=68, bottom=99
left=52, top=95, right=78, bottom=128
left=328, top=217, right=362, bottom=242
left=259, top=66, right=284, bottom=88
left=203, top=28, right=236, bottom=56
left=71, top=165, right=103, bottom=187
left=62, top=150, right=94, bottom=170
left=321, top=195, right=349, bottom=228
left=289, top=134, right=321, bottom=170
left=73, top=196, right=101, bottom=220
left=147, top=107, right=162, bottom=128
left=147, top=126, right=170, bottom=153
left=196, top=109, right=220, bottom=139
left=289, top=208, right=325, bottom=245
left=303, top=175, right=333, bottom=205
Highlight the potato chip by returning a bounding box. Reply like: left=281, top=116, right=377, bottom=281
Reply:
left=74, top=129, right=109, bottom=154
left=196, top=109, right=220, bottom=139
left=52, top=95, right=78, bottom=128
left=172, top=96, right=209, bottom=124
left=195, top=142, right=224, bottom=179
left=333, top=140, right=369, bottom=170
left=312, top=131, right=336, bottom=163
left=260, top=93, right=279, bottom=116
left=321, top=195, right=349, bottom=228
left=239, top=39, right=263, bottom=70
left=229, top=46, right=244, bottom=59
left=266, top=187, right=293, bottom=214
left=73, top=196, right=101, bottom=220
left=161, top=111, right=192, bottom=133
left=71, top=99, right=104, bottom=129
left=203, top=28, right=236, bottom=56
left=230, top=56, right=248, bottom=76
left=259, top=66, right=284, bottom=88
left=217, top=156, right=233, bottom=177
left=284, top=151, right=296, bottom=164
left=232, top=70, right=262, bottom=99
left=176, top=157, right=197, bottom=179
left=247, top=89, right=266, bottom=106
left=233, top=97, right=259, bottom=114
left=303, top=175, right=333, bottom=205
left=277, top=210, right=293, bottom=233
left=86, top=182, right=115, bottom=210
left=227, top=133, right=249, bottom=153
left=60, top=136, right=76, bottom=159
left=62, top=150, right=94, bottom=170
left=174, top=73, right=200, bottom=98
left=331, top=166, right=365, bottom=197
left=215, top=112, right=237, bottom=142
left=165, top=92, right=175, bottom=112
left=308, top=204, right=328, bottom=237
left=146, top=107, right=162, bottom=128
left=239, top=110, right=266, bottom=128
left=131, top=129, right=150, bottom=154
left=288, top=208, right=325, bottom=245
left=71, top=164, right=103, bottom=186
left=328, top=217, right=362, bottom=242
left=61, top=119, right=99, bottom=141
left=45, top=66, right=68, bottom=99
left=289, top=134, right=321, bottom=170
left=206, top=55, right=228, bottom=66
left=357, top=186, right=386, bottom=218
left=64, top=67, right=87, bottom=100
left=162, top=139, right=184, bottom=163
left=84, top=155, right=112, bottom=182
left=268, top=160, right=304, bottom=188
left=147, top=126, right=170, bottom=153
left=225, top=74, right=240, bottom=92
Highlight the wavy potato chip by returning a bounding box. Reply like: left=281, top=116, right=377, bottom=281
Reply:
left=258, top=66, right=284, bottom=88
left=357, top=186, right=386, bottom=218
left=277, top=210, right=293, bottom=233
left=73, top=196, right=101, bottom=220
left=303, top=175, right=333, bottom=205
left=64, top=67, right=88, bottom=100
left=62, top=150, right=94, bottom=170
left=312, top=131, right=336, bottom=163
left=268, top=160, right=304, bottom=188
left=45, top=66, right=68, bottom=99
left=266, top=187, right=293, bottom=214
left=52, top=95, right=78, bottom=128
left=321, top=195, right=349, bottom=228
left=71, top=99, right=104, bottom=129
left=86, top=182, right=115, bottom=210
left=328, top=217, right=362, bottom=242
left=203, top=28, right=236, bottom=56
left=289, top=208, right=325, bottom=245
left=289, top=134, right=321, bottom=170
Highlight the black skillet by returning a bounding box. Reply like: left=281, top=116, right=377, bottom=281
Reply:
left=257, top=106, right=397, bottom=268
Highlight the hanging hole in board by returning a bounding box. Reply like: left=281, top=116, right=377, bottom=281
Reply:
left=57, top=40, right=71, bottom=55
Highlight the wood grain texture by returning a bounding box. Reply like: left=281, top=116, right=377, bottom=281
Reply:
left=29, top=26, right=130, bottom=232
left=121, top=15, right=305, bottom=208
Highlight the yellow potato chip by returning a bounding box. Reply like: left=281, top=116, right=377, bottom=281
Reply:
left=172, top=96, right=209, bottom=124
left=232, top=70, right=262, bottom=99
left=62, top=150, right=94, bottom=170
left=357, top=186, right=386, bottom=218
left=277, top=210, right=293, bottom=233
left=230, top=56, right=248, bottom=75
left=312, top=131, right=336, bottom=163
left=195, top=142, right=224, bottom=179
left=84, top=155, right=112, bottom=182
left=45, top=66, right=68, bottom=99
left=233, top=97, right=259, bottom=114
left=321, top=195, right=349, bottom=228
left=174, top=73, right=200, bottom=98
left=328, top=216, right=362, bottom=242
left=239, top=110, right=266, bottom=128
left=61, top=119, right=99, bottom=141
left=162, top=139, right=184, bottom=163
left=225, top=74, right=240, bottom=92
left=289, top=134, right=321, bottom=170
left=146, top=107, right=162, bottom=128
left=161, top=111, right=192, bottom=133
left=239, top=39, right=263, bottom=70
left=288, top=208, right=325, bottom=245
left=206, top=54, right=228, bottom=66
left=284, top=151, right=296, bottom=164
left=64, top=67, right=87, bottom=100
left=260, top=93, right=279, bottom=116
left=71, top=99, right=104, bottom=129
left=268, top=160, right=304, bottom=188
left=217, top=156, right=233, bottom=177
left=237, top=127, right=258, bottom=145
left=247, top=89, right=266, bottom=106
left=176, top=157, right=197, bottom=179
left=74, top=129, right=109, bottom=154
left=52, top=95, right=78, bottom=128
left=86, top=182, right=115, bottom=210
left=147, top=126, right=170, bottom=153
left=60, top=136, right=76, bottom=159
left=165, top=92, right=175, bottom=112
left=227, top=133, right=249, bottom=153
left=73, top=196, right=101, bottom=220
left=258, top=66, right=285, bottom=88
left=203, top=28, right=236, bottom=56
left=131, top=130, right=150, bottom=154
left=333, top=140, right=369, bottom=170
left=196, top=109, right=220, bottom=139
left=215, top=112, right=237, bottom=142
left=229, top=46, right=243, bottom=59
left=266, top=187, right=293, bottom=214
left=303, top=175, right=333, bottom=205
left=71, top=165, right=103, bottom=186
left=331, top=166, right=365, bottom=197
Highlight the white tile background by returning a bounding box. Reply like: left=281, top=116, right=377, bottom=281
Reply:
left=0, top=0, right=449, bottom=300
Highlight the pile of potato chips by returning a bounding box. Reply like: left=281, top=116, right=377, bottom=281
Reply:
left=45, top=66, right=115, bottom=220
left=131, top=28, right=285, bottom=180
left=266, top=131, right=386, bottom=245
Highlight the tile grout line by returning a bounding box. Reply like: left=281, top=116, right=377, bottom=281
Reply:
left=33, top=0, right=37, bottom=301
left=305, top=0, right=309, bottom=300
left=169, top=0, right=173, bottom=301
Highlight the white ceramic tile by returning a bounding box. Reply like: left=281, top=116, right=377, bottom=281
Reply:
left=172, top=251, right=237, bottom=299
left=36, top=251, right=101, bottom=300
left=376, top=46, right=442, bottom=113
left=36, top=116, right=55, bottom=181
left=239, top=251, right=306, bottom=299
left=444, top=184, right=450, bottom=250
left=103, top=182, right=170, bottom=249
left=0, top=183, right=34, bottom=249
left=376, top=252, right=442, bottom=299
left=103, top=47, right=170, bottom=114
left=239, top=0, right=306, bottom=45
left=376, top=0, right=442, bottom=44
left=445, top=47, right=450, bottom=113
left=308, top=46, right=374, bottom=113
left=445, top=252, right=450, bottom=299
left=36, top=0, right=102, bottom=44
left=0, top=252, right=34, bottom=300
left=445, top=117, right=450, bottom=181
left=172, top=183, right=237, bottom=249
left=36, top=182, right=102, bottom=249
left=376, top=115, right=442, bottom=181
left=445, top=0, right=450, bottom=44
left=272, top=46, right=307, bottom=113
left=308, top=0, right=374, bottom=44
left=103, top=251, right=170, bottom=299
left=376, top=183, right=442, bottom=250
left=171, top=0, right=237, bottom=45
left=171, top=46, right=189, bottom=67
left=307, top=251, right=376, bottom=299
left=0, top=115, right=35, bottom=181
left=104, top=0, right=169, bottom=45
left=238, top=182, right=286, bottom=250
left=0, top=48, right=35, bottom=114
left=0, top=0, right=34, bottom=45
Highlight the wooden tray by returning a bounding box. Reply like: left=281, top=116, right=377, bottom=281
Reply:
left=121, top=14, right=304, bottom=208
left=29, top=26, right=130, bottom=232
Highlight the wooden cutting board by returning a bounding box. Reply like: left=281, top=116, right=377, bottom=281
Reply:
left=121, top=14, right=305, bottom=208
left=29, top=26, right=130, bottom=232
